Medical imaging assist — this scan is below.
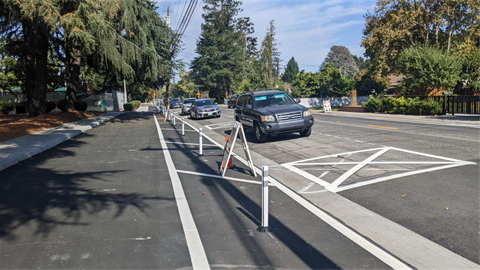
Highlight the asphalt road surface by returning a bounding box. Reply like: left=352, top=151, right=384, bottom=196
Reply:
left=1, top=104, right=478, bottom=269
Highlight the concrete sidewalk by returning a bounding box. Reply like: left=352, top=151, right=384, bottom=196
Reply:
left=0, top=112, right=124, bottom=172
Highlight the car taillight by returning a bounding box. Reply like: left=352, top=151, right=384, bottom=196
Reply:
left=234, top=99, right=237, bottom=102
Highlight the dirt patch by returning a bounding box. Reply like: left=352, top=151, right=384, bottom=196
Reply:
left=0, top=111, right=103, bottom=143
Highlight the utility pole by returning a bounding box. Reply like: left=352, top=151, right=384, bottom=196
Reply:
left=164, top=7, right=172, bottom=109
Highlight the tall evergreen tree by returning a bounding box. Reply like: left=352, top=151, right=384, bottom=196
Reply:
left=320, top=45, right=359, bottom=77
left=281, top=57, right=299, bottom=83
left=258, top=32, right=273, bottom=89
left=190, top=0, right=244, bottom=100
left=268, top=20, right=282, bottom=84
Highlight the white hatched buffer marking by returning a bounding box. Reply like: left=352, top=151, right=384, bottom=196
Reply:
left=281, top=147, right=476, bottom=193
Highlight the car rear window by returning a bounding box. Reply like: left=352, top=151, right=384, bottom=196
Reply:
left=183, top=99, right=195, bottom=104
left=195, top=100, right=214, bottom=106
left=254, top=93, right=295, bottom=109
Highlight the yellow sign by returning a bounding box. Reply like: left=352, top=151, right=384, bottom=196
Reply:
left=197, top=92, right=201, bottom=98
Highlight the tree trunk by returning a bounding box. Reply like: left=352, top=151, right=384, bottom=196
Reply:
left=31, top=22, right=49, bottom=117
left=224, top=76, right=228, bottom=99
left=165, top=81, right=170, bottom=109
left=64, top=48, right=81, bottom=112
left=22, top=20, right=35, bottom=116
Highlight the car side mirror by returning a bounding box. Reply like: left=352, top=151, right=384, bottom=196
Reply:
left=215, top=102, right=218, bottom=105
left=296, top=99, right=301, bottom=104
left=246, top=105, right=252, bottom=110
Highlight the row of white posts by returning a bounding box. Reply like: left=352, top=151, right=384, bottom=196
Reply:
left=164, top=110, right=270, bottom=232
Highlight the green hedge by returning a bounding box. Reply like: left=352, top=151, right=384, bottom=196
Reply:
left=363, top=96, right=443, bottom=115
left=123, top=100, right=141, bottom=111
left=0, top=101, right=15, bottom=115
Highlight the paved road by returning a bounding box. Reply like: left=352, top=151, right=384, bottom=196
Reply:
left=1, top=104, right=478, bottom=269
left=182, top=105, right=479, bottom=265
left=0, top=111, right=393, bottom=269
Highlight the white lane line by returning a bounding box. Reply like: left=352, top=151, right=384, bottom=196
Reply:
left=180, top=118, right=410, bottom=269
left=332, top=159, right=344, bottom=168
left=166, top=141, right=217, bottom=147
left=282, top=148, right=385, bottom=166
left=298, top=183, right=315, bottom=193
left=390, top=147, right=476, bottom=163
left=355, top=140, right=364, bottom=143
left=154, top=115, right=210, bottom=270
left=293, top=161, right=456, bottom=166
left=161, top=128, right=196, bottom=132
left=283, top=164, right=331, bottom=187
left=329, top=148, right=390, bottom=189
left=177, top=170, right=265, bottom=186
left=330, top=163, right=473, bottom=193
left=319, top=171, right=329, bottom=178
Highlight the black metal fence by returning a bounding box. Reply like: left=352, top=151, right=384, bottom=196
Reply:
left=445, top=96, right=480, bottom=115
left=400, top=95, right=479, bottom=114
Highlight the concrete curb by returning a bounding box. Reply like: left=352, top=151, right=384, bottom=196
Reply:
left=0, top=112, right=124, bottom=172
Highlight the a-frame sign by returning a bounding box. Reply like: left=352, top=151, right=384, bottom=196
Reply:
left=219, top=121, right=257, bottom=177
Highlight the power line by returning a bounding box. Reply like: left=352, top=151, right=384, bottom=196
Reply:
left=171, top=0, right=198, bottom=50
left=174, top=0, right=188, bottom=32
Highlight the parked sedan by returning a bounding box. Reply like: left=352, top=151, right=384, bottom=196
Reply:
left=181, top=98, right=196, bottom=115
left=227, top=94, right=239, bottom=108
left=169, top=98, right=182, bottom=109
left=190, top=99, right=221, bottom=119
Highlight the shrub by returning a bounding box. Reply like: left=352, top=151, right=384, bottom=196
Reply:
left=46, top=101, right=56, bottom=113
left=131, top=100, right=141, bottom=109
left=0, top=101, right=15, bottom=115
left=123, top=103, right=134, bottom=111
left=363, top=96, right=443, bottom=115
left=75, top=100, right=88, bottom=111
left=362, top=96, right=383, bottom=112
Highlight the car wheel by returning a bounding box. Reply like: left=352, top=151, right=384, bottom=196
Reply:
left=299, top=127, right=312, bottom=137
left=227, top=104, right=230, bottom=108
left=254, top=122, right=267, bottom=143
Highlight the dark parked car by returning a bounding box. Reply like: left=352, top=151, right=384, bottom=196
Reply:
left=190, top=99, right=221, bottom=119
left=169, top=98, right=182, bottom=109
left=234, top=90, right=313, bottom=142
left=227, top=94, right=239, bottom=108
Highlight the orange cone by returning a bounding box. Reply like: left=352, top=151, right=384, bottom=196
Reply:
left=222, top=137, right=234, bottom=168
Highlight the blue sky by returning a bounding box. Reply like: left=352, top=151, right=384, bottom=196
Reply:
left=154, top=0, right=377, bottom=76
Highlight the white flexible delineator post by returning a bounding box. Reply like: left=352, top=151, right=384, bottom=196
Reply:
left=258, top=166, right=270, bottom=232
left=182, top=118, right=185, bottom=136
left=199, top=128, right=203, bottom=155
left=173, top=113, right=176, bottom=126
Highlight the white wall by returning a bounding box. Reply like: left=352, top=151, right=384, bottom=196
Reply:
left=299, top=96, right=370, bottom=108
